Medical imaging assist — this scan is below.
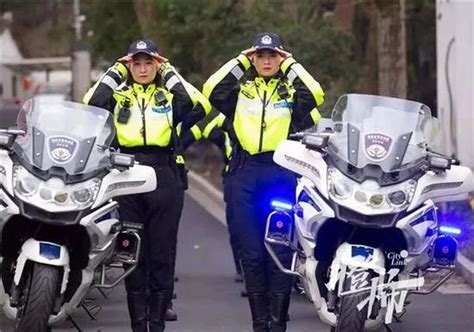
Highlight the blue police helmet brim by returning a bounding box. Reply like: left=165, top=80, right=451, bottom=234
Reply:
left=130, top=50, right=158, bottom=57
left=254, top=46, right=281, bottom=52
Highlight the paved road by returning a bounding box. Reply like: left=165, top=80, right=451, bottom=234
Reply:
left=1, top=195, right=474, bottom=332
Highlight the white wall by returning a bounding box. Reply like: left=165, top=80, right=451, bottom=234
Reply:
left=436, top=0, right=474, bottom=167
left=0, top=28, right=24, bottom=102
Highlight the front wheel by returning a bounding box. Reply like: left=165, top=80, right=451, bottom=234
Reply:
left=334, top=292, right=368, bottom=332
left=15, top=262, right=60, bottom=332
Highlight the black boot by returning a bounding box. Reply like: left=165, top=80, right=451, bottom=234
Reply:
left=165, top=300, right=178, bottom=321
left=268, top=293, right=290, bottom=332
left=149, top=292, right=170, bottom=332
left=248, top=292, right=269, bottom=332
left=126, top=292, right=148, bottom=332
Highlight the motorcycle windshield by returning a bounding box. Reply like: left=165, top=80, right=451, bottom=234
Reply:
left=328, top=94, right=438, bottom=173
left=13, top=97, right=115, bottom=175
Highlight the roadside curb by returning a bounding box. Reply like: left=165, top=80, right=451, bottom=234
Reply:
left=186, top=170, right=474, bottom=287
left=187, top=171, right=226, bottom=227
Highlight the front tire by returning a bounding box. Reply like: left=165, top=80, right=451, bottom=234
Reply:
left=15, top=263, right=59, bottom=332
left=334, top=292, right=368, bottom=332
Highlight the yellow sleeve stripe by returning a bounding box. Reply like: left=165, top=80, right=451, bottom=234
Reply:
left=114, top=62, right=128, bottom=78
left=193, top=89, right=212, bottom=115
left=310, top=108, right=322, bottom=124
left=190, top=125, right=202, bottom=141
left=280, top=57, right=297, bottom=74
left=203, top=115, right=222, bottom=138
left=82, top=84, right=97, bottom=104
left=289, top=63, right=325, bottom=106
left=203, top=58, right=242, bottom=98
left=236, top=54, right=252, bottom=70
left=170, top=72, right=211, bottom=116
left=215, top=113, right=226, bottom=128
left=83, top=63, right=127, bottom=104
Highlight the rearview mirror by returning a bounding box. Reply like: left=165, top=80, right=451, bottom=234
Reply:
left=110, top=152, right=135, bottom=170
left=427, top=155, right=452, bottom=171
left=302, top=134, right=329, bottom=151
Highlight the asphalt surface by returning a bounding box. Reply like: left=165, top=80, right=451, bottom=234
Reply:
left=1, top=194, right=474, bottom=332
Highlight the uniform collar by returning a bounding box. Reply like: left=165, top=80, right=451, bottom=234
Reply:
left=255, top=77, right=279, bottom=89
left=132, top=82, right=157, bottom=94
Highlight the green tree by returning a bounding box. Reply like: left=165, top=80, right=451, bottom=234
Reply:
left=85, top=0, right=358, bottom=114
left=85, top=0, right=141, bottom=67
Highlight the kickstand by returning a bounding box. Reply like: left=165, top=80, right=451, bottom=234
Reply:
left=81, top=298, right=102, bottom=321
left=383, top=323, right=393, bottom=332
left=67, top=315, right=82, bottom=332
left=97, top=288, right=109, bottom=300
left=392, top=307, right=407, bottom=322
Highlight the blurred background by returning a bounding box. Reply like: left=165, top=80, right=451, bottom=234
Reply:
left=1, top=0, right=473, bottom=254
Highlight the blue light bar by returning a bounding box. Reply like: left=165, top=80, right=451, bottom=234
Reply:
left=271, top=200, right=293, bottom=211
left=439, top=225, right=462, bottom=235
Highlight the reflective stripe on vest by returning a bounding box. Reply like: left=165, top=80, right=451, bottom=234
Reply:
left=113, top=84, right=174, bottom=147
left=234, top=78, right=294, bottom=155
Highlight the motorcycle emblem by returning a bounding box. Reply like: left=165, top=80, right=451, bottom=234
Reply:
left=136, top=41, right=147, bottom=49
left=261, top=35, right=272, bottom=45
left=364, top=133, right=393, bottom=161
left=48, top=136, right=78, bottom=164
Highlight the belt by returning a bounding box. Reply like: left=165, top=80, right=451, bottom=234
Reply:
left=247, top=151, right=274, bottom=163
left=120, top=146, right=173, bottom=166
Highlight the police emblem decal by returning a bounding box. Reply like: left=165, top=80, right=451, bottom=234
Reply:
left=48, top=136, right=78, bottom=164
left=261, top=35, right=272, bottom=45
left=364, top=133, right=393, bottom=161
left=136, top=41, right=147, bottom=49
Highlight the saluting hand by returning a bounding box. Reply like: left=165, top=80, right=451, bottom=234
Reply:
left=276, top=49, right=293, bottom=65
left=241, top=47, right=256, bottom=62
left=152, top=54, right=169, bottom=70
left=117, top=54, right=132, bottom=67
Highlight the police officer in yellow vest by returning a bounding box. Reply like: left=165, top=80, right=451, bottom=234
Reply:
left=181, top=110, right=244, bottom=282
left=83, top=39, right=207, bottom=332
left=203, top=33, right=324, bottom=332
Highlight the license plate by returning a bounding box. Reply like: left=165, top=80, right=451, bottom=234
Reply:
left=39, top=242, right=61, bottom=260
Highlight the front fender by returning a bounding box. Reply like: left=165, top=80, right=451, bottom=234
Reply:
left=326, top=242, right=386, bottom=292
left=14, top=239, right=70, bottom=294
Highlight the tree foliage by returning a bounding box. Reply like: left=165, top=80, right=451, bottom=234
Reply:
left=84, top=0, right=357, bottom=115
left=3, top=0, right=436, bottom=113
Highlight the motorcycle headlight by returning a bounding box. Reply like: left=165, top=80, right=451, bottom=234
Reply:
left=328, top=168, right=355, bottom=199
left=369, top=194, right=384, bottom=207
left=14, top=165, right=40, bottom=197
left=72, top=188, right=93, bottom=205
left=54, top=192, right=69, bottom=204
left=327, top=166, right=417, bottom=215
left=388, top=190, right=407, bottom=207
left=16, top=176, right=40, bottom=196
left=13, top=165, right=101, bottom=211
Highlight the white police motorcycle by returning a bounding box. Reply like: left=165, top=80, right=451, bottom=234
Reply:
left=265, top=94, right=474, bottom=331
left=0, top=97, right=156, bottom=331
